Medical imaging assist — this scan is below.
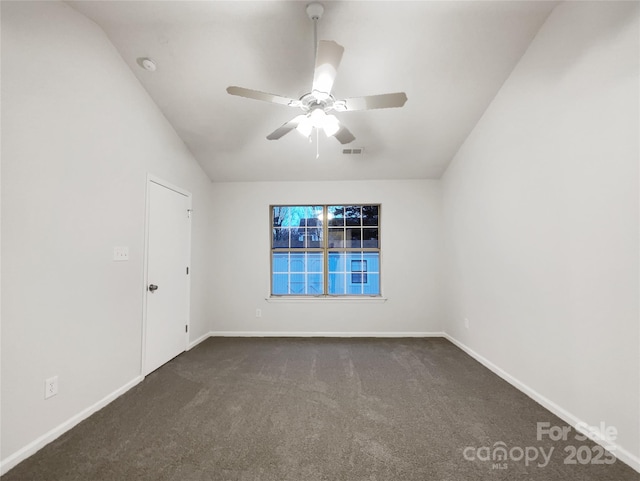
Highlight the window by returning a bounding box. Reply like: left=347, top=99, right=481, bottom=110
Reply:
left=271, top=205, right=380, bottom=296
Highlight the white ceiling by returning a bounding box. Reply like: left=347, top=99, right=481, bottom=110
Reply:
left=67, top=1, right=558, bottom=182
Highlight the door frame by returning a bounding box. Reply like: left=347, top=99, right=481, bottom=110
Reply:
left=141, top=174, right=192, bottom=376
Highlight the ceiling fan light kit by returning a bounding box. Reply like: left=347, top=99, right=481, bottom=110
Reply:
left=226, top=2, right=407, bottom=146
left=295, top=110, right=340, bottom=138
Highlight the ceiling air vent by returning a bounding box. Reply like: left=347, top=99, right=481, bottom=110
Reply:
left=342, top=147, right=364, bottom=155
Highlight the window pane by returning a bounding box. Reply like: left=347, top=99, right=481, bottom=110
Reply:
left=289, top=273, right=305, bottom=294
left=272, top=227, right=291, bottom=248
left=289, top=253, right=305, bottom=272
left=346, top=228, right=362, bottom=248
left=272, top=206, right=287, bottom=228
left=363, top=228, right=378, bottom=248
left=272, top=274, right=289, bottom=295
left=328, top=206, right=345, bottom=225
left=363, top=274, right=380, bottom=295
left=363, top=252, right=380, bottom=272
left=328, top=251, right=346, bottom=271
left=308, top=273, right=323, bottom=295
left=328, top=228, right=344, bottom=248
left=272, top=252, right=288, bottom=272
left=307, top=253, right=323, bottom=272
left=345, top=206, right=361, bottom=226
left=362, top=205, right=379, bottom=226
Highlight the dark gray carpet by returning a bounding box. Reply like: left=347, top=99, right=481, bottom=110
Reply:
left=3, top=338, right=638, bottom=480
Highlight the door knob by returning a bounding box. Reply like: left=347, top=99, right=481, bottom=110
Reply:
left=148, top=284, right=158, bottom=292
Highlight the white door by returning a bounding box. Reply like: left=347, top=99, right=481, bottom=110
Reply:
left=144, top=179, right=190, bottom=375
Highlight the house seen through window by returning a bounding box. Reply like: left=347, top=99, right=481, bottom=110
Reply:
left=271, top=205, right=380, bottom=296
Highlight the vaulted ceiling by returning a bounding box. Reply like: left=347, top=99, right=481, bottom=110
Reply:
left=67, top=1, right=558, bottom=182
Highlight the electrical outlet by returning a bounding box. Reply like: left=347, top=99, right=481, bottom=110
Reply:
left=464, top=318, right=470, bottom=329
left=45, top=376, right=58, bottom=399
left=256, top=309, right=262, bottom=318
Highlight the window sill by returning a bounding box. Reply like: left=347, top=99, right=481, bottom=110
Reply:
left=266, top=296, right=388, bottom=303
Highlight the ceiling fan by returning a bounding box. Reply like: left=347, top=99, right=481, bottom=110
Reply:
left=226, top=2, right=407, bottom=145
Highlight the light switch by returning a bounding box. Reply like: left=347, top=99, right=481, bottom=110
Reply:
left=113, top=246, right=129, bottom=261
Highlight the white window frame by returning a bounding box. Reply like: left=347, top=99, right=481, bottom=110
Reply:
left=270, top=204, right=382, bottom=298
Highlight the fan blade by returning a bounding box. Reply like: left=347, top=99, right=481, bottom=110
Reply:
left=333, top=123, right=356, bottom=145
left=335, top=92, right=408, bottom=111
left=266, top=115, right=306, bottom=140
left=227, top=86, right=301, bottom=108
left=312, top=40, right=344, bottom=97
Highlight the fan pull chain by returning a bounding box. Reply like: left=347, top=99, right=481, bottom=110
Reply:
left=316, top=129, right=320, bottom=159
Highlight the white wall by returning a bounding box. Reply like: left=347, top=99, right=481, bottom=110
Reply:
left=209, top=180, right=442, bottom=335
left=1, top=0, right=212, bottom=467
left=441, top=0, right=639, bottom=467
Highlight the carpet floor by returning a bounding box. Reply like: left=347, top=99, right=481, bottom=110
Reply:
left=2, top=337, right=638, bottom=480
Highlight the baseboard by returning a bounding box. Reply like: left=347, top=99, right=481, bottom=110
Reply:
left=187, top=331, right=212, bottom=350
left=209, top=331, right=446, bottom=338
left=0, top=375, right=144, bottom=476
left=443, top=333, right=640, bottom=474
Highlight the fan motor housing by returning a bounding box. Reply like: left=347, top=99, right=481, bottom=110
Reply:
left=300, top=92, right=335, bottom=113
